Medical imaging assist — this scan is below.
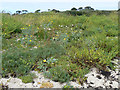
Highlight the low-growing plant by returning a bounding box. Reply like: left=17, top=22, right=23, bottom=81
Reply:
left=19, top=73, right=37, bottom=83
left=44, top=66, right=70, bottom=83
left=63, top=83, right=74, bottom=88
left=2, top=47, right=37, bottom=77
left=35, top=41, right=66, bottom=59
left=37, top=60, right=48, bottom=72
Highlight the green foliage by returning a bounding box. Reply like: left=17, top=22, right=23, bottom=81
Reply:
left=44, top=66, right=70, bottom=83
left=36, top=57, right=58, bottom=72
left=1, top=11, right=118, bottom=84
left=19, top=73, right=37, bottom=83
left=35, top=41, right=66, bottom=59
left=37, top=60, right=48, bottom=72
left=63, top=83, right=74, bottom=88
left=19, top=26, right=38, bottom=47
left=2, top=47, right=37, bottom=77
left=2, top=14, right=23, bottom=38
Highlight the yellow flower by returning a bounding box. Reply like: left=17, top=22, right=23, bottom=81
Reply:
left=52, top=63, right=54, bottom=64
left=5, top=33, right=6, bottom=35
left=29, top=25, right=30, bottom=26
left=90, top=61, right=92, bottom=62
left=53, top=37, right=55, bottom=39
left=39, top=46, right=40, bottom=47
left=30, top=35, right=32, bottom=37
left=64, top=38, right=66, bottom=40
left=23, top=28, right=24, bottom=29
left=43, top=60, right=46, bottom=62
left=29, top=40, right=32, bottom=42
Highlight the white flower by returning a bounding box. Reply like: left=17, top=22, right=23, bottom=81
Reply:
left=48, top=28, right=51, bottom=30
left=34, top=46, right=37, bottom=49
left=61, top=25, right=63, bottom=27
left=17, top=38, right=20, bottom=41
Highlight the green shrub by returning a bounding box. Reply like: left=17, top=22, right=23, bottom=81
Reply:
left=19, top=73, right=37, bottom=83
left=44, top=66, right=70, bottom=83
left=2, top=47, right=37, bottom=77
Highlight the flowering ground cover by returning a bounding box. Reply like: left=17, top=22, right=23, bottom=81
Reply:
left=1, top=11, right=118, bottom=86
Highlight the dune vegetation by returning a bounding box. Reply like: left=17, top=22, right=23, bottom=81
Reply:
left=1, top=11, right=118, bottom=84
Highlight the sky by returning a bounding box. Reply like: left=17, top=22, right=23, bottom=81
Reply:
left=0, top=0, right=119, bottom=14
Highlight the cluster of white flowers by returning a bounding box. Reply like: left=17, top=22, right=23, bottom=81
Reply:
left=58, top=25, right=63, bottom=27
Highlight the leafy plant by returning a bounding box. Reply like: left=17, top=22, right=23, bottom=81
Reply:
left=19, top=73, right=37, bottom=83
left=63, top=83, right=74, bottom=88
left=44, top=66, right=70, bottom=83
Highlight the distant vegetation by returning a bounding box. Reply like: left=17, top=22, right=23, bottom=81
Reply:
left=2, top=6, right=117, bottom=16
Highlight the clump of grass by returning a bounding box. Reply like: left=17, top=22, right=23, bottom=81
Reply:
left=19, top=73, right=37, bottom=83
